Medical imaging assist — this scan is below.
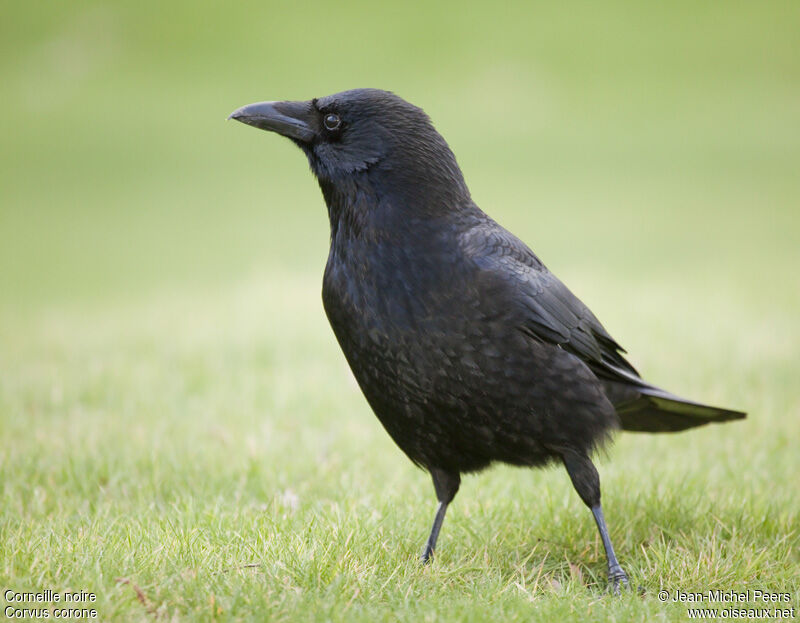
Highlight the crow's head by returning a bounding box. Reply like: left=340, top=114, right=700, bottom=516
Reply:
left=229, top=89, right=470, bottom=210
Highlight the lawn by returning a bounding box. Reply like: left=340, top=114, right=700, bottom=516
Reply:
left=1, top=1, right=798, bottom=620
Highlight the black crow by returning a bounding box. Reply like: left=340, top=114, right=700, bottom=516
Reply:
left=229, top=88, right=745, bottom=591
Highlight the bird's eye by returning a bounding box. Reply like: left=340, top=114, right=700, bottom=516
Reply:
left=323, top=113, right=341, bottom=131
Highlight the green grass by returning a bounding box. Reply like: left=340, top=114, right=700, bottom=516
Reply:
left=2, top=1, right=799, bottom=620
left=2, top=275, right=798, bottom=620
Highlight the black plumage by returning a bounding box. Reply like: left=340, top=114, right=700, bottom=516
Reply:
left=229, top=88, right=745, bottom=590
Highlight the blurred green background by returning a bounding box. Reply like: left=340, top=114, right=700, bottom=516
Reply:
left=1, top=1, right=799, bottom=620
left=2, top=0, right=798, bottom=308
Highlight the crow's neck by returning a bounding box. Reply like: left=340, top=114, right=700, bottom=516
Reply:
left=318, top=166, right=472, bottom=245
left=318, top=174, right=373, bottom=242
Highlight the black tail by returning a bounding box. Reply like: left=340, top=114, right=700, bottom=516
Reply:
left=615, top=385, right=746, bottom=432
left=599, top=366, right=746, bottom=433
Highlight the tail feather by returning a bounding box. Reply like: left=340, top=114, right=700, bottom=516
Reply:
left=616, top=387, right=746, bottom=432
left=598, top=365, right=746, bottom=433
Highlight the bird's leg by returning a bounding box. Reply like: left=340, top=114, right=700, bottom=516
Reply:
left=421, top=501, right=448, bottom=563
left=421, top=467, right=460, bottom=563
left=562, top=451, right=629, bottom=593
left=590, top=504, right=628, bottom=591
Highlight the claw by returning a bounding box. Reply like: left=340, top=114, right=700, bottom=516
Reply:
left=608, top=565, right=630, bottom=595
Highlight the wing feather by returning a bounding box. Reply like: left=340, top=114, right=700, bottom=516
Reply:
left=461, top=219, right=639, bottom=380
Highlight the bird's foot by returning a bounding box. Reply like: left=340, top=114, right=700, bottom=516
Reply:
left=607, top=564, right=630, bottom=595
left=420, top=546, right=434, bottom=565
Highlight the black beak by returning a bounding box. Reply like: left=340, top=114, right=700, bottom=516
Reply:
left=228, top=100, right=316, bottom=143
